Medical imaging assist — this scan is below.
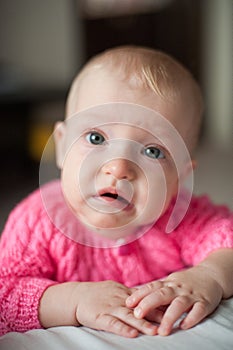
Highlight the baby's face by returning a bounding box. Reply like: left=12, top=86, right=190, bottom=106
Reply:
left=55, top=69, right=192, bottom=240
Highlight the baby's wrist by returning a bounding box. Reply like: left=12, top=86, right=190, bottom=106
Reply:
left=196, top=249, right=233, bottom=299
left=39, top=282, right=81, bottom=328
left=70, top=282, right=87, bottom=326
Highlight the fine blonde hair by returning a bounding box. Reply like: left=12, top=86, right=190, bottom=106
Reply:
left=66, top=46, right=203, bottom=152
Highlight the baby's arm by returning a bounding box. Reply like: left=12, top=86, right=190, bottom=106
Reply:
left=39, top=280, right=157, bottom=338
left=0, top=188, right=157, bottom=337
left=126, top=248, right=233, bottom=336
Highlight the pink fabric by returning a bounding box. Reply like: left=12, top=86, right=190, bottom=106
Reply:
left=0, top=181, right=232, bottom=335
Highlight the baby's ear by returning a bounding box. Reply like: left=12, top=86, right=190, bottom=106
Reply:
left=53, top=121, right=66, bottom=169
left=180, top=159, right=197, bottom=182
left=191, top=159, right=197, bottom=171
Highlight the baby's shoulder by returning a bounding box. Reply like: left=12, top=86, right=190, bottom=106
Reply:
left=4, top=180, right=62, bottom=237
left=178, top=194, right=233, bottom=234
left=188, top=194, right=232, bottom=217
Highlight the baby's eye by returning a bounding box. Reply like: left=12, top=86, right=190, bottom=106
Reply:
left=143, top=146, right=165, bottom=159
left=86, top=132, right=106, bottom=145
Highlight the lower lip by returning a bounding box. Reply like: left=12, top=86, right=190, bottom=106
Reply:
left=100, top=196, right=116, bottom=202
left=93, top=196, right=134, bottom=212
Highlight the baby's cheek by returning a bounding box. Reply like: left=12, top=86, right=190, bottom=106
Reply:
left=61, top=150, right=85, bottom=211
left=138, top=173, right=167, bottom=224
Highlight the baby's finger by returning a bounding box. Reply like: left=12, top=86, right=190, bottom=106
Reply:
left=128, top=287, right=138, bottom=294
left=113, top=307, right=158, bottom=336
left=180, top=301, right=209, bottom=330
left=97, top=314, right=139, bottom=338
left=126, top=281, right=163, bottom=307
left=121, top=309, right=158, bottom=336
left=145, top=307, right=166, bottom=323
left=133, top=286, right=176, bottom=319
left=158, top=296, right=193, bottom=336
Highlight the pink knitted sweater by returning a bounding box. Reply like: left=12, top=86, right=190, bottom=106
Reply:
left=0, top=181, right=232, bottom=335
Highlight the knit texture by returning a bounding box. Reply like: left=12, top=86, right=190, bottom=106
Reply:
left=0, top=181, right=232, bottom=335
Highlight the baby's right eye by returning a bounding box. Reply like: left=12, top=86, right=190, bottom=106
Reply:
left=86, top=132, right=106, bottom=145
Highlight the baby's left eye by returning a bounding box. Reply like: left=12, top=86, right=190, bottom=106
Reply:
left=86, top=131, right=106, bottom=145
left=143, top=146, right=165, bottom=159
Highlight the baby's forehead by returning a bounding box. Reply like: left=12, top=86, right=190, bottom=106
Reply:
left=66, top=103, right=168, bottom=132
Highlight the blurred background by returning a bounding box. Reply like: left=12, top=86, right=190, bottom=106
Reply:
left=0, top=0, right=232, bottom=232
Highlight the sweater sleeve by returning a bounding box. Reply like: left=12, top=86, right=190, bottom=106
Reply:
left=0, top=189, right=58, bottom=335
left=171, top=195, right=233, bottom=266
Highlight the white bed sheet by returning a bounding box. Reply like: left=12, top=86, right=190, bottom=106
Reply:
left=1, top=298, right=233, bottom=350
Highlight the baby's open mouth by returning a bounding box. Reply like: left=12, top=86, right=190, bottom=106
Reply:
left=100, top=192, right=129, bottom=205
left=90, top=188, right=134, bottom=212
left=96, top=188, right=134, bottom=210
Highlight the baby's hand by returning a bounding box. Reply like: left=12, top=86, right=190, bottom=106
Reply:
left=126, top=267, right=223, bottom=336
left=74, top=280, right=157, bottom=338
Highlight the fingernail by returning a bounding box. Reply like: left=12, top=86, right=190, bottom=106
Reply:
left=126, top=298, right=130, bottom=306
left=147, top=324, right=158, bottom=334
left=134, top=307, right=142, bottom=318
left=129, top=329, right=138, bottom=337
left=126, top=296, right=134, bottom=305
left=180, top=322, right=187, bottom=330
left=158, top=326, right=169, bottom=336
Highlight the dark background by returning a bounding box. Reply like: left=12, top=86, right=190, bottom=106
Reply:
left=0, top=0, right=232, bottom=232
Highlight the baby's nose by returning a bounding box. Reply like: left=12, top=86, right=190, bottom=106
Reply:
left=102, top=159, right=137, bottom=180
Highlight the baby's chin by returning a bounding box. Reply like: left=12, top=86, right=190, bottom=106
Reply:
left=76, top=212, right=157, bottom=243
left=78, top=216, right=136, bottom=240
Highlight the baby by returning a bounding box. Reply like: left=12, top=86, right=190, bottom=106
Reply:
left=0, top=46, right=232, bottom=338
